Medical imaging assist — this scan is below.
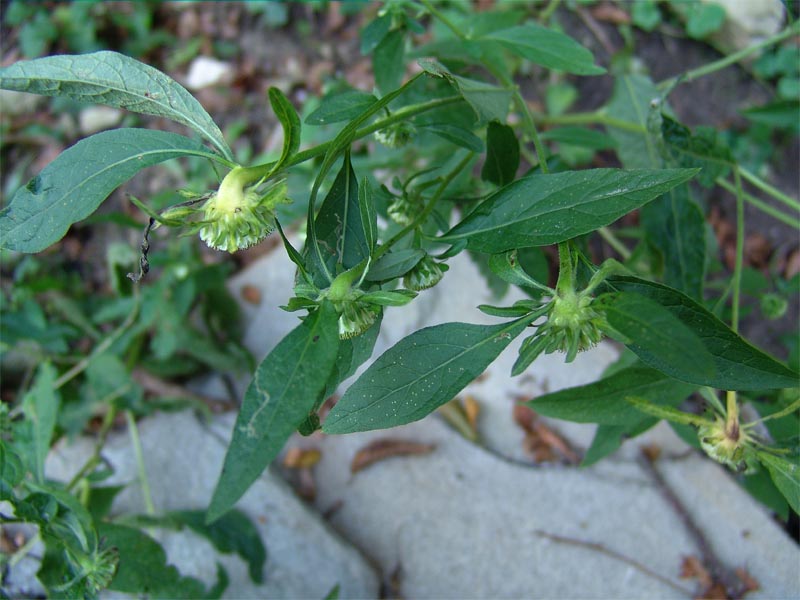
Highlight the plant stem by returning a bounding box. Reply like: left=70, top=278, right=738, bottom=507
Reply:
left=731, top=168, right=745, bottom=334
left=420, top=0, right=467, bottom=40
left=657, top=24, right=800, bottom=91
left=375, top=152, right=474, bottom=261
left=54, top=290, right=141, bottom=390
left=539, top=0, right=563, bottom=23
left=66, top=406, right=118, bottom=492
left=716, top=178, right=799, bottom=228
left=232, top=95, right=464, bottom=186
left=739, top=166, right=800, bottom=213
left=597, top=227, right=632, bottom=260
left=126, top=410, right=155, bottom=516
left=534, top=110, right=648, bottom=134
left=555, top=242, right=574, bottom=295
left=7, top=531, right=42, bottom=569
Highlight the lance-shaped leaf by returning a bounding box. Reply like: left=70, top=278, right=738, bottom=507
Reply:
left=313, top=154, right=370, bottom=277
left=365, top=248, right=426, bottom=282
left=608, top=276, right=800, bottom=390
left=15, top=363, right=60, bottom=483
left=481, top=24, right=605, bottom=75
left=526, top=366, right=695, bottom=425
left=758, top=452, right=800, bottom=514
left=481, top=121, right=519, bottom=186
left=207, top=304, right=340, bottom=522
left=305, top=90, right=378, bottom=126
left=323, top=316, right=533, bottom=434
left=0, top=129, right=210, bottom=253
left=0, top=51, right=232, bottom=159
left=440, top=168, right=698, bottom=253
left=268, top=87, right=301, bottom=173
left=597, top=291, right=717, bottom=385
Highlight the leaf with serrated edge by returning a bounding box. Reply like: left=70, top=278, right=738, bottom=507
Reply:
left=0, top=51, right=231, bottom=158
left=323, top=316, right=533, bottom=434
left=207, top=304, right=339, bottom=522
left=0, top=129, right=210, bottom=253
left=441, top=168, right=698, bottom=252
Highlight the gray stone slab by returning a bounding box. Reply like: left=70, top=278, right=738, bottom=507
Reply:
left=44, top=411, right=380, bottom=599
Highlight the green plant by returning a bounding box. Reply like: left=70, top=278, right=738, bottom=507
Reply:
left=1, top=2, right=798, bottom=595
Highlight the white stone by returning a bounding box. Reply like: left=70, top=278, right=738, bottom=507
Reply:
left=185, top=56, right=232, bottom=90
left=44, top=411, right=380, bottom=599
left=0, top=89, right=40, bottom=117
left=702, top=0, right=785, bottom=53
left=78, top=106, right=123, bottom=135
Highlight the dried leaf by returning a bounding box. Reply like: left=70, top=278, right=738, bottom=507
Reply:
left=680, top=555, right=713, bottom=588
left=591, top=3, right=631, bottom=24
left=240, top=284, right=262, bottom=305
left=734, top=568, right=759, bottom=593
left=283, top=447, right=322, bottom=469
left=350, top=438, right=435, bottom=473
left=464, top=395, right=481, bottom=430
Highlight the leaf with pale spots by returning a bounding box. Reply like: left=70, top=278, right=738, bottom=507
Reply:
left=207, top=303, right=339, bottom=523
left=323, top=316, right=533, bottom=433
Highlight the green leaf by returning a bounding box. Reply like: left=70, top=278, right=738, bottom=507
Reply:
left=422, top=124, right=485, bottom=152
left=609, top=276, right=800, bottom=390
left=481, top=121, right=519, bottom=187
left=361, top=11, right=393, bottom=54
left=482, top=24, right=605, bottom=75
left=207, top=304, right=340, bottom=522
left=359, top=177, right=378, bottom=253
left=365, top=248, right=426, bottom=281
left=741, top=100, right=800, bottom=130
left=305, top=90, right=378, bottom=126
left=606, top=75, right=660, bottom=169
left=526, top=366, right=695, bottom=425
left=0, top=442, right=24, bottom=499
left=323, top=316, right=533, bottom=434
left=661, top=115, right=732, bottom=186
left=313, top=154, right=370, bottom=279
left=0, top=129, right=209, bottom=253
left=168, top=510, right=266, bottom=584
left=624, top=396, right=709, bottom=426
left=686, top=3, right=726, bottom=39
left=320, top=313, right=383, bottom=402
left=641, top=184, right=706, bottom=300
left=100, top=523, right=209, bottom=598
left=757, top=452, right=799, bottom=514
left=631, top=1, right=662, bottom=31
left=440, top=168, right=698, bottom=253
left=450, top=74, right=512, bottom=123
left=487, top=250, right=549, bottom=291
left=540, top=127, right=618, bottom=150
left=741, top=467, right=789, bottom=520
left=268, top=87, right=301, bottom=172
left=374, top=29, right=405, bottom=95
left=598, top=291, right=716, bottom=385
left=15, top=363, right=60, bottom=483
left=0, top=51, right=232, bottom=158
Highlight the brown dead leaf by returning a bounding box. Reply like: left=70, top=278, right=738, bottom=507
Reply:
left=351, top=438, right=435, bottom=473
left=783, top=247, right=800, bottom=280
left=735, top=568, right=760, bottom=593
left=283, top=447, right=322, bottom=469
left=641, top=444, right=662, bottom=461
left=744, top=233, right=772, bottom=268
left=240, top=284, right=262, bottom=305
left=514, top=403, right=579, bottom=464
left=591, top=2, right=631, bottom=24
left=681, top=555, right=713, bottom=588
left=464, top=395, right=480, bottom=430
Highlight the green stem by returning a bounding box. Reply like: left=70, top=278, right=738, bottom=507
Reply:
left=54, top=290, right=141, bottom=390
left=420, top=0, right=467, bottom=40
left=229, top=95, right=464, bottom=186
left=66, top=406, right=118, bottom=492
left=739, top=166, right=800, bottom=213
left=535, top=110, right=648, bottom=134
left=126, top=410, right=155, bottom=516
left=731, top=167, right=745, bottom=334
left=539, top=0, right=563, bottom=23
left=597, top=227, right=632, bottom=260
left=375, top=152, right=474, bottom=261
left=555, top=242, right=575, bottom=296
left=657, top=24, right=800, bottom=91
left=716, top=177, right=799, bottom=228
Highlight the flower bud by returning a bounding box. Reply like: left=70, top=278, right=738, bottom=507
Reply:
left=698, top=415, right=751, bottom=471
left=403, top=255, right=448, bottom=291
left=198, top=168, right=288, bottom=253
left=374, top=122, right=415, bottom=148
left=387, top=191, right=422, bottom=226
